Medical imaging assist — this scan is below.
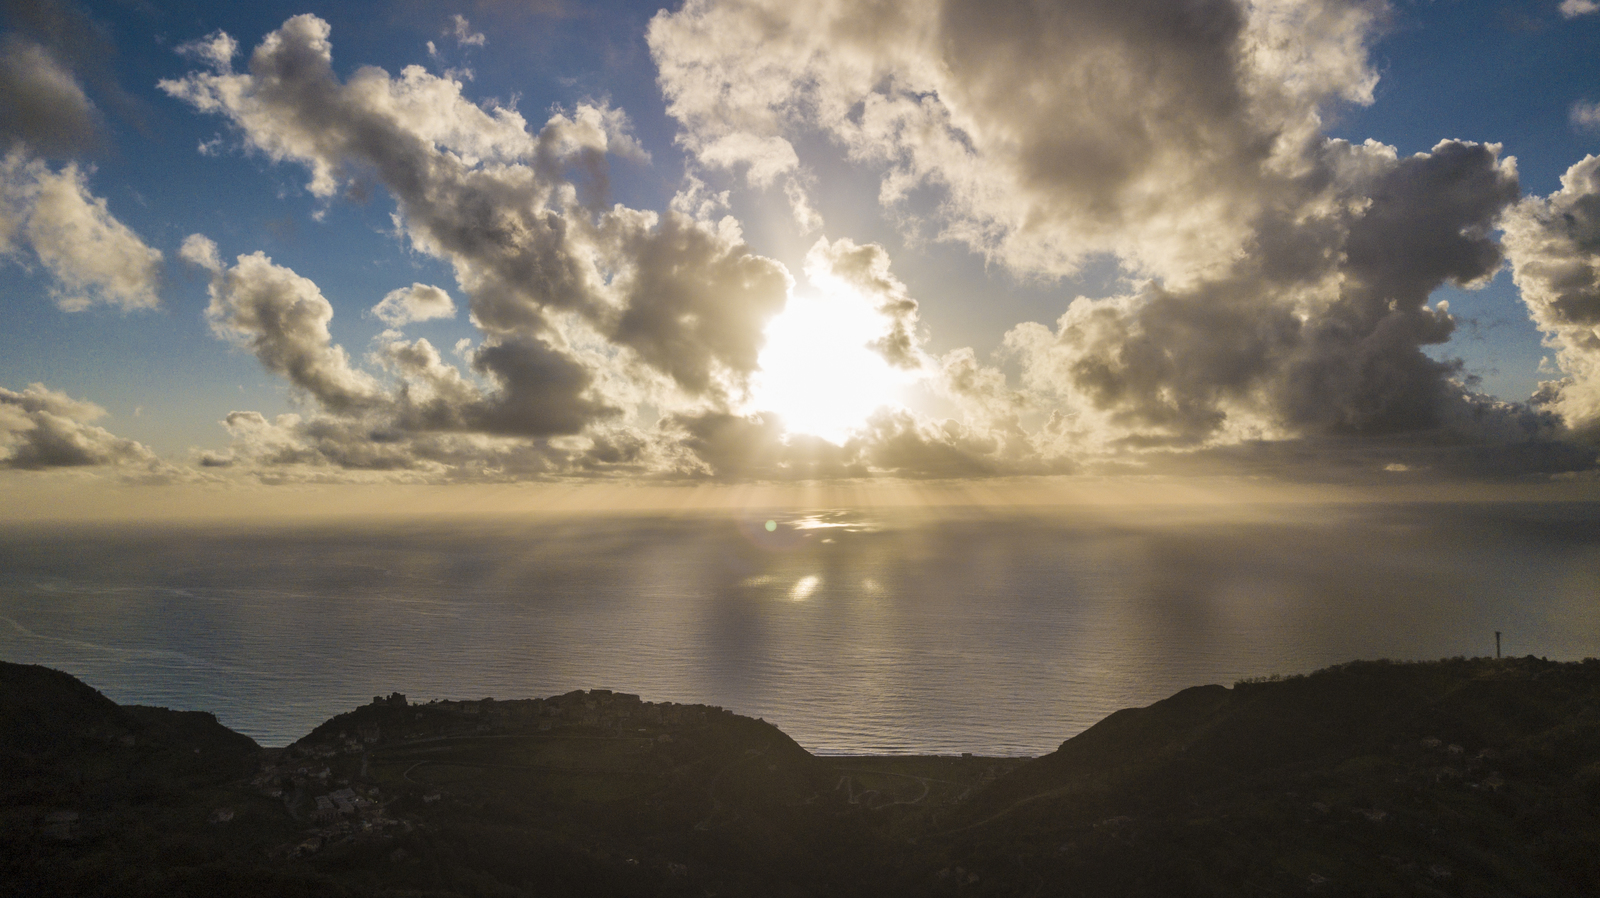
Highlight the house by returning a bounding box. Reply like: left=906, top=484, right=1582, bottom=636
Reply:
left=313, top=795, right=338, bottom=823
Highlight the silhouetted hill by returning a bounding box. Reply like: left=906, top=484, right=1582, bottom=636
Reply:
left=3, top=657, right=1597, bottom=896
left=929, top=657, right=1600, bottom=896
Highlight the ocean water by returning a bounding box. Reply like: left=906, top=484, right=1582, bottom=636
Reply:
left=2, top=502, right=1596, bottom=755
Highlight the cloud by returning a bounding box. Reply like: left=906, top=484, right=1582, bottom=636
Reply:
left=145, top=8, right=1596, bottom=485
left=803, top=237, right=925, bottom=371
left=1503, top=154, right=1600, bottom=436
left=371, top=283, right=456, bottom=326
left=175, top=30, right=238, bottom=70
left=857, top=409, right=1009, bottom=478
left=186, top=236, right=619, bottom=460
left=0, top=383, right=159, bottom=470
left=2, top=0, right=146, bottom=140
left=162, top=13, right=780, bottom=414
left=152, top=12, right=821, bottom=483
left=1005, top=139, right=1522, bottom=449
left=450, top=14, right=486, bottom=47
left=648, top=0, right=1382, bottom=283
left=0, top=149, right=162, bottom=311
left=1560, top=0, right=1598, bottom=18
left=467, top=337, right=620, bottom=436
left=1572, top=100, right=1600, bottom=131
left=605, top=208, right=791, bottom=399
left=178, top=232, right=222, bottom=272
left=192, top=243, right=383, bottom=413
left=0, top=34, right=99, bottom=155
left=640, top=0, right=1580, bottom=469
left=664, top=410, right=861, bottom=479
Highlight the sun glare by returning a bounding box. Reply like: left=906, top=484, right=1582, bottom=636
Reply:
left=749, top=285, right=915, bottom=444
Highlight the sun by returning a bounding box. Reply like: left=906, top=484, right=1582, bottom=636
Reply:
left=747, top=283, right=916, bottom=444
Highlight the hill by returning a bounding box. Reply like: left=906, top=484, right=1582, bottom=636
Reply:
left=2, top=657, right=1596, bottom=896
left=927, top=656, right=1600, bottom=896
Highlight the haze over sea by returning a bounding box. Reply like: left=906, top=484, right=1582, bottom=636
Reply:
left=2, top=501, right=1596, bottom=756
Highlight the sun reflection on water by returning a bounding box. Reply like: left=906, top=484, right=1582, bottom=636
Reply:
left=790, top=575, right=821, bottom=601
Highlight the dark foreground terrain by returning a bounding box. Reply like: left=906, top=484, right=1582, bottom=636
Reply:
left=2, top=656, right=1597, bottom=897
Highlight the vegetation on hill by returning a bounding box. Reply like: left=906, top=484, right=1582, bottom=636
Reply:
left=2, top=657, right=1596, bottom=896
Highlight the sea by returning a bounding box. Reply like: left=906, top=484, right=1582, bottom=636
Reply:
left=2, top=501, right=1596, bottom=756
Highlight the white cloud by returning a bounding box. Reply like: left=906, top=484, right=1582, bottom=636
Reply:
left=1503, top=154, right=1600, bottom=435
left=175, top=30, right=238, bottom=70
left=198, top=245, right=383, bottom=413
left=450, top=14, right=487, bottom=47
left=0, top=150, right=162, bottom=312
left=371, top=283, right=456, bottom=326
left=179, top=232, right=222, bottom=272
left=648, top=0, right=1383, bottom=285
left=1572, top=100, right=1600, bottom=131
left=803, top=236, right=926, bottom=371
left=1560, top=0, right=1598, bottom=18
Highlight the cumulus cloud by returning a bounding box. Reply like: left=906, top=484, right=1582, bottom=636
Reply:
left=1005, top=140, right=1521, bottom=448
left=803, top=237, right=925, bottom=370
left=178, top=232, right=222, bottom=272
left=649, top=0, right=1382, bottom=283
left=1560, top=0, right=1598, bottom=18
left=184, top=234, right=619, bottom=460
left=0, top=383, right=159, bottom=470
left=175, top=30, right=238, bottom=70
left=605, top=209, right=791, bottom=398
left=371, top=283, right=456, bottom=326
left=1503, top=155, right=1600, bottom=435
left=144, top=8, right=1596, bottom=484
left=648, top=0, right=1583, bottom=470
left=192, top=242, right=383, bottom=413
left=161, top=13, right=781, bottom=414
left=0, top=34, right=99, bottom=155
left=0, top=150, right=162, bottom=311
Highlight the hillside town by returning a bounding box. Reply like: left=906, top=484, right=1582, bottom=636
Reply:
left=247, top=690, right=736, bottom=858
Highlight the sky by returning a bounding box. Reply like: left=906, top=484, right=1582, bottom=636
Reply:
left=3, top=0, right=1600, bottom=508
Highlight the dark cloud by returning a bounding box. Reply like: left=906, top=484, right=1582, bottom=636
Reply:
left=857, top=409, right=1004, bottom=479
left=469, top=338, right=619, bottom=437
left=1006, top=140, right=1523, bottom=448
left=0, top=35, right=99, bottom=155
left=667, top=411, right=861, bottom=479
left=0, top=383, right=159, bottom=470
left=2, top=0, right=147, bottom=139
left=607, top=209, right=791, bottom=398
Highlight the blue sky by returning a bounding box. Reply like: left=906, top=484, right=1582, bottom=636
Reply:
left=2, top=0, right=1599, bottom=493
